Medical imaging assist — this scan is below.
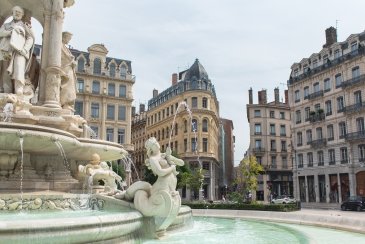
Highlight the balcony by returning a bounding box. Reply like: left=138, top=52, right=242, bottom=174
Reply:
left=341, top=159, right=349, bottom=164
left=345, top=131, right=365, bottom=142
left=343, top=102, right=365, bottom=114
left=254, top=132, right=262, bottom=135
left=308, top=90, right=324, bottom=100
left=252, top=147, right=265, bottom=154
left=309, top=112, right=325, bottom=123
left=308, top=138, right=327, bottom=148
left=288, top=48, right=365, bottom=86
left=341, top=74, right=365, bottom=89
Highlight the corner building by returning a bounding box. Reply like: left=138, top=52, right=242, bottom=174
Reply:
left=288, top=27, right=365, bottom=207
left=146, top=59, right=220, bottom=200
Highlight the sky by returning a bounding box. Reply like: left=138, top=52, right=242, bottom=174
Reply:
left=31, top=0, right=365, bottom=165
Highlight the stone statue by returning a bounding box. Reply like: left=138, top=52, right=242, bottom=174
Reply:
left=117, top=137, right=184, bottom=236
left=78, top=153, right=123, bottom=196
left=0, top=6, right=35, bottom=97
left=60, top=31, right=77, bottom=111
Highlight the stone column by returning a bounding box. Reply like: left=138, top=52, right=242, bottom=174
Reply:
left=337, top=173, right=342, bottom=203
left=43, top=0, right=64, bottom=108
left=305, top=175, right=309, bottom=203
left=349, top=171, right=356, bottom=196
left=314, top=174, right=319, bottom=202
left=325, top=173, right=330, bottom=203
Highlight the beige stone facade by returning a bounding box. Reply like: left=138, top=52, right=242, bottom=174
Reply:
left=288, top=27, right=365, bottom=206
left=34, top=44, right=135, bottom=152
left=71, top=44, right=134, bottom=151
left=131, top=104, right=147, bottom=180
left=247, top=88, right=293, bottom=202
left=144, top=59, right=221, bottom=200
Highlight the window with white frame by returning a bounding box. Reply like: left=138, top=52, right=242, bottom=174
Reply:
left=358, top=145, right=365, bottom=161
left=317, top=151, right=324, bottom=166
left=324, top=78, right=331, bottom=91
left=328, top=149, right=335, bottom=164
left=295, top=90, right=300, bottom=102
left=106, top=128, right=114, bottom=142
left=77, top=79, right=84, bottom=92
left=352, top=66, right=360, bottom=78
left=339, top=122, right=347, bottom=138
left=340, top=147, right=348, bottom=163
left=108, top=83, right=115, bottom=96
left=307, top=152, right=313, bottom=167
left=304, top=86, right=309, bottom=99
left=354, top=90, right=362, bottom=104
left=327, top=125, right=334, bottom=140
left=335, top=73, right=342, bottom=87
left=325, top=100, right=332, bottom=115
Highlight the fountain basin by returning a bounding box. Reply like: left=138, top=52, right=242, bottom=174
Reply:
left=0, top=192, right=193, bottom=243
left=0, top=122, right=127, bottom=161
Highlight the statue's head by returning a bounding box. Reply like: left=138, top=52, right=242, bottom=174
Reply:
left=12, top=6, right=24, bottom=21
left=145, top=137, right=160, bottom=156
left=90, top=153, right=101, bottom=165
left=62, top=31, right=73, bottom=45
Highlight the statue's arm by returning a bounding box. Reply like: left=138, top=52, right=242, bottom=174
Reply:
left=0, top=24, right=11, bottom=37
left=149, top=158, right=175, bottom=177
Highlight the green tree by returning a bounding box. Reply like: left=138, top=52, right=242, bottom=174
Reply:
left=234, top=156, right=264, bottom=201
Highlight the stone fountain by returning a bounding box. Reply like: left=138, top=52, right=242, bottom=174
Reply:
left=0, top=1, right=192, bottom=242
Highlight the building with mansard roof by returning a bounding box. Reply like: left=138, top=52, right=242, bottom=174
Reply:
left=288, top=27, right=365, bottom=207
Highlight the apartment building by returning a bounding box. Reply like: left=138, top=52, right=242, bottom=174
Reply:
left=145, top=59, right=221, bottom=200
left=34, top=44, right=135, bottom=152
left=288, top=27, right=365, bottom=206
left=247, top=88, right=293, bottom=202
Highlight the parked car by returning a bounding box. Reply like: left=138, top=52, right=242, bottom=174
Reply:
left=341, top=196, right=365, bottom=211
left=271, top=195, right=296, bottom=204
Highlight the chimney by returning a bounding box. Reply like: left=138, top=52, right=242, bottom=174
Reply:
left=153, top=89, right=158, bottom=98
left=248, top=87, right=253, bottom=104
left=139, top=103, right=145, bottom=113
left=172, top=73, right=178, bottom=86
left=323, top=27, right=337, bottom=48
left=274, top=87, right=279, bottom=103
left=284, top=90, right=288, bottom=104
left=258, top=90, right=267, bottom=104
left=132, top=106, right=136, bottom=116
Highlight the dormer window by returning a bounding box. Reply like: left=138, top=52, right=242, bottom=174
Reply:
left=93, top=58, right=101, bottom=75
left=323, top=55, right=329, bottom=64
left=312, top=60, right=318, bottom=68
left=294, top=69, right=299, bottom=77
left=303, top=65, right=309, bottom=72
left=77, top=58, right=85, bottom=72
left=351, top=41, right=358, bottom=51
left=109, top=63, right=116, bottom=77
left=120, top=64, right=127, bottom=79
left=334, top=49, right=341, bottom=59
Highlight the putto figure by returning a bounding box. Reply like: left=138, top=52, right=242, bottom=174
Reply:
left=0, top=6, right=35, bottom=97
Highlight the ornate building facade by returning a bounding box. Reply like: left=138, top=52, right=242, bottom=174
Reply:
left=247, top=88, right=293, bottom=202
left=145, top=59, right=221, bottom=200
left=288, top=27, right=365, bottom=206
left=131, top=104, right=147, bottom=180
left=34, top=43, right=135, bottom=151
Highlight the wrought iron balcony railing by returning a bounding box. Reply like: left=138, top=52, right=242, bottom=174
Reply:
left=308, top=90, right=324, bottom=100
left=343, top=102, right=365, bottom=114
left=308, top=138, right=327, bottom=148
left=341, top=74, right=365, bottom=89
left=345, top=131, right=365, bottom=142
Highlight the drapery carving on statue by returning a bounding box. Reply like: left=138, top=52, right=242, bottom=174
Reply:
left=0, top=6, right=35, bottom=99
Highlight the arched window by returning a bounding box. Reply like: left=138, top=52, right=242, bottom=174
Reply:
left=192, top=119, right=197, bottom=132
left=77, top=58, right=85, bottom=72
left=120, top=64, right=127, bottom=79
left=202, top=119, right=208, bottom=132
left=109, top=63, right=116, bottom=77
left=184, top=120, right=188, bottom=133
left=93, top=58, right=101, bottom=75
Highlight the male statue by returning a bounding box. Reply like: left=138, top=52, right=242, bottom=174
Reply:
left=60, top=31, right=77, bottom=110
left=0, top=6, right=35, bottom=97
